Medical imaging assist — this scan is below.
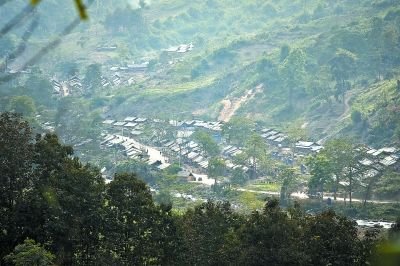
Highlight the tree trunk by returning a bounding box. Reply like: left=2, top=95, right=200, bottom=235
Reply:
left=344, top=191, right=347, bottom=206
left=341, top=78, right=346, bottom=103
left=334, top=175, right=339, bottom=201
left=363, top=172, right=381, bottom=207
left=349, top=174, right=352, bottom=206
left=321, top=183, right=324, bottom=200
left=363, top=182, right=372, bottom=208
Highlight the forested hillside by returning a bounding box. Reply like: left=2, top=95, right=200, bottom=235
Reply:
left=1, top=1, right=400, bottom=264
left=1, top=0, right=400, bottom=145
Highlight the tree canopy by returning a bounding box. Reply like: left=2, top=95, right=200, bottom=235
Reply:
left=0, top=113, right=383, bottom=265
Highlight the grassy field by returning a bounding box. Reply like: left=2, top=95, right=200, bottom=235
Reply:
left=244, top=182, right=281, bottom=193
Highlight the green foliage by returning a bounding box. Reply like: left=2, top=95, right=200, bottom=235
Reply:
left=83, top=63, right=102, bottom=94
left=30, top=0, right=88, bottom=20
left=304, top=210, right=364, bottom=265
left=278, top=167, right=299, bottom=206
left=375, top=171, right=400, bottom=200
left=104, top=173, right=176, bottom=264
left=208, top=156, right=226, bottom=179
left=279, top=44, right=290, bottom=62
left=23, top=74, right=54, bottom=107
left=4, top=238, right=55, bottom=266
left=164, top=163, right=181, bottom=175
left=243, top=133, right=268, bottom=178
left=329, top=49, right=357, bottom=101
left=177, top=201, right=242, bottom=265
left=0, top=35, right=15, bottom=58
left=155, top=189, right=173, bottom=206
left=0, top=114, right=382, bottom=264
left=0, top=113, right=34, bottom=261
left=279, top=48, right=307, bottom=107
left=8, top=95, right=36, bottom=117
left=351, top=109, right=363, bottom=124
left=222, top=116, right=254, bottom=146
left=193, top=130, right=219, bottom=157
left=104, top=5, right=147, bottom=37
left=231, top=167, right=248, bottom=185
left=235, top=199, right=307, bottom=265
left=315, top=138, right=365, bottom=204
left=4, top=0, right=400, bottom=261
left=307, top=153, right=332, bottom=196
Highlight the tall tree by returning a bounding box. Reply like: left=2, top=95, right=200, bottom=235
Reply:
left=0, top=113, right=34, bottom=261
left=221, top=117, right=254, bottom=146
left=235, top=199, right=307, bottom=265
left=307, top=153, right=333, bottom=198
left=177, top=201, right=242, bottom=265
left=244, top=133, right=268, bottom=178
left=24, top=74, right=54, bottom=107
left=104, top=173, right=177, bottom=264
left=4, top=238, right=55, bottom=266
left=8, top=95, right=36, bottom=117
left=193, top=131, right=220, bottom=157
left=83, top=63, right=102, bottom=94
left=329, top=49, right=356, bottom=102
left=321, top=139, right=359, bottom=203
left=278, top=167, right=299, bottom=206
left=208, top=157, right=226, bottom=186
left=304, top=210, right=364, bottom=265
left=280, top=44, right=290, bottom=62
left=6, top=132, right=106, bottom=265
left=279, top=48, right=306, bottom=108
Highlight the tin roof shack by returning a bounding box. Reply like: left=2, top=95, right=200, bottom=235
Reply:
left=127, top=62, right=149, bottom=73
left=222, top=145, right=242, bottom=158
left=102, top=119, right=115, bottom=127
left=113, top=121, right=127, bottom=127
left=365, top=147, right=400, bottom=171
left=135, top=117, right=148, bottom=123
left=124, top=122, right=138, bottom=128
left=68, top=76, right=83, bottom=94
left=163, top=43, right=194, bottom=54
left=295, top=141, right=315, bottom=155
left=182, top=120, right=196, bottom=130
left=96, top=44, right=117, bottom=52
left=51, top=78, right=63, bottom=96
left=101, top=76, right=110, bottom=88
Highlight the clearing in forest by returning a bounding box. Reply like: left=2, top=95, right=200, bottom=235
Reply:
left=218, top=84, right=263, bottom=122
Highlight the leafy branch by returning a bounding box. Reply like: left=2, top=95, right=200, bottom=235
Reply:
left=30, top=0, right=88, bottom=20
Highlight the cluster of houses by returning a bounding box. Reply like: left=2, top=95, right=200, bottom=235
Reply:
left=100, top=116, right=225, bottom=173
left=163, top=43, right=194, bottom=53
left=102, top=116, right=149, bottom=136
left=257, top=128, right=324, bottom=154
left=50, top=57, right=151, bottom=97
left=51, top=70, right=138, bottom=97
left=96, top=44, right=118, bottom=52
left=99, top=115, right=326, bottom=174
left=109, top=61, right=149, bottom=73
left=101, top=133, right=170, bottom=170
left=335, top=146, right=400, bottom=190
left=101, top=134, right=144, bottom=160
left=98, top=113, right=400, bottom=186
left=358, top=146, right=400, bottom=178
left=51, top=76, right=83, bottom=97
left=161, top=139, right=208, bottom=169
left=49, top=41, right=196, bottom=98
